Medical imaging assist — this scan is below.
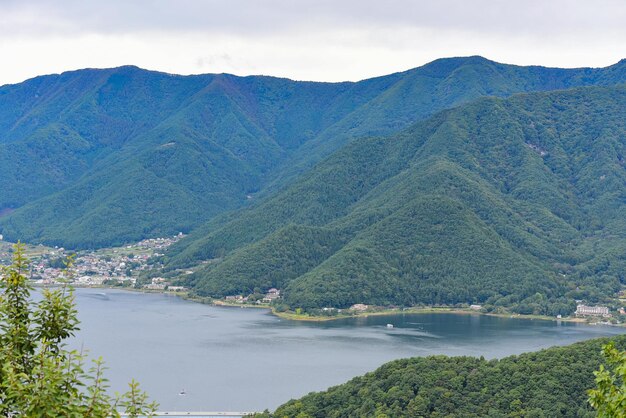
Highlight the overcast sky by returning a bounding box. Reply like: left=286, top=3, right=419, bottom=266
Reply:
left=2, top=0, right=626, bottom=85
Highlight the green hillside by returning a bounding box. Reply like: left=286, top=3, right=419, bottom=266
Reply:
left=4, top=57, right=626, bottom=248
left=0, top=67, right=354, bottom=247
left=259, top=335, right=626, bottom=418
left=170, top=86, right=626, bottom=314
left=265, top=56, right=626, bottom=193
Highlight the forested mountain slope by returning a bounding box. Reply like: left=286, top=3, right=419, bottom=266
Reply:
left=169, top=86, right=626, bottom=314
left=266, top=56, right=626, bottom=192
left=0, top=67, right=357, bottom=247
left=3, top=57, right=626, bottom=248
left=259, top=335, right=626, bottom=418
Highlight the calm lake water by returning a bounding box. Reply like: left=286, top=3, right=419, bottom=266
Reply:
left=66, top=288, right=624, bottom=412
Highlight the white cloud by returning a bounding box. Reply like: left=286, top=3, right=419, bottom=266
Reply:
left=1, top=0, right=626, bottom=85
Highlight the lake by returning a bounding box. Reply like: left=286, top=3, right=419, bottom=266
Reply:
left=68, top=288, right=625, bottom=412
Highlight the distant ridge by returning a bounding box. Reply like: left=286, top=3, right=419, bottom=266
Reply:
left=2, top=56, right=626, bottom=249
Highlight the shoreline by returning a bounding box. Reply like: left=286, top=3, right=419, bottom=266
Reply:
left=39, top=283, right=617, bottom=326
left=271, top=306, right=592, bottom=324
left=177, top=294, right=604, bottom=326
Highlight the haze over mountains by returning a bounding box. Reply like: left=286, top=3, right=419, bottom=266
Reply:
left=3, top=56, right=626, bottom=312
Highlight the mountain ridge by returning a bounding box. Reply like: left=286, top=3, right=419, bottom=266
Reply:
left=3, top=56, right=626, bottom=249
left=169, top=84, right=626, bottom=314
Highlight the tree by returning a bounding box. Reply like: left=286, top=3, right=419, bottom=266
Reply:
left=0, top=243, right=158, bottom=417
left=588, top=342, right=626, bottom=417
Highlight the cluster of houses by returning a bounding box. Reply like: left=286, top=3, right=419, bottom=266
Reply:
left=143, top=277, right=186, bottom=292
left=134, top=234, right=183, bottom=252
left=33, top=251, right=143, bottom=286
left=23, top=234, right=184, bottom=287
left=225, top=288, right=281, bottom=304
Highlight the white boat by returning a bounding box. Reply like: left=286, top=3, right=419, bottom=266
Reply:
left=386, top=324, right=394, bottom=328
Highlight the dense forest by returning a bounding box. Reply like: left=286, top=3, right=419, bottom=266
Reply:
left=169, top=86, right=626, bottom=314
left=256, top=335, right=626, bottom=418
left=4, top=57, right=626, bottom=314
left=3, top=57, right=626, bottom=248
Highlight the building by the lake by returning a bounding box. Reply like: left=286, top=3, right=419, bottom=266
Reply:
left=575, top=304, right=610, bottom=317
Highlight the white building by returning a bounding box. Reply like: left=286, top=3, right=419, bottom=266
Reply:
left=576, top=304, right=610, bottom=317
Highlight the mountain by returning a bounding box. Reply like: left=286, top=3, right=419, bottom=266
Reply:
left=258, top=335, right=626, bottom=418
left=0, top=67, right=358, bottom=247
left=168, top=85, right=626, bottom=314
left=3, top=57, right=626, bottom=248
left=265, top=56, right=626, bottom=193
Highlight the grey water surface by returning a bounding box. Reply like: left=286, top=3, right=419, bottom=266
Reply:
left=69, top=288, right=625, bottom=412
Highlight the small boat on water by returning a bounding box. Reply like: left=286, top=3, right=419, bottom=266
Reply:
left=386, top=324, right=394, bottom=328
left=179, top=388, right=186, bottom=396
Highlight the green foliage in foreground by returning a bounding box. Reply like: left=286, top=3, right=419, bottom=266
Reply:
left=589, top=342, right=626, bottom=417
left=0, top=244, right=157, bottom=417
left=257, top=335, right=626, bottom=418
